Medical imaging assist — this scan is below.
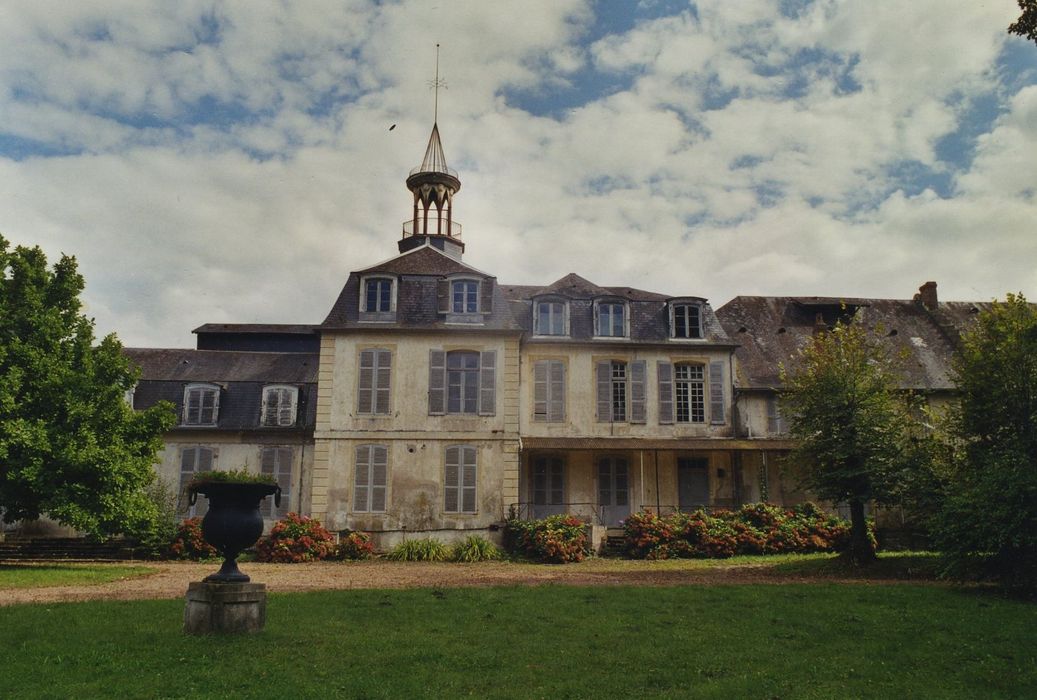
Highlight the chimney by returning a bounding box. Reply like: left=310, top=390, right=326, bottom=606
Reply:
left=918, top=281, right=938, bottom=311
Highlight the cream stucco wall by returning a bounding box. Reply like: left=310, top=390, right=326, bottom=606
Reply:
left=520, top=341, right=735, bottom=437
left=311, top=330, right=521, bottom=532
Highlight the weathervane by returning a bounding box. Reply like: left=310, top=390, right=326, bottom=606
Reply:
left=427, top=43, right=447, bottom=122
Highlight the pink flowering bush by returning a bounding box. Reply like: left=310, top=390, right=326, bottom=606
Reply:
left=255, top=512, right=336, bottom=563
left=167, top=518, right=218, bottom=560
left=623, top=503, right=867, bottom=559
left=504, top=514, right=589, bottom=563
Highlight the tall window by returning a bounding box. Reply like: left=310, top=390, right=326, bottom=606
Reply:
left=183, top=383, right=219, bottom=426
left=364, top=277, right=393, bottom=313
left=261, top=385, right=298, bottom=427
left=179, top=446, right=215, bottom=517
left=532, top=456, right=565, bottom=511
left=444, top=445, right=477, bottom=513
left=675, top=364, right=706, bottom=423
left=595, top=301, right=626, bottom=337
left=596, top=360, right=646, bottom=423
left=452, top=280, right=479, bottom=313
left=428, top=350, right=496, bottom=416
left=354, top=444, right=388, bottom=513
left=672, top=304, right=703, bottom=339
left=260, top=447, right=292, bottom=518
left=767, top=395, right=786, bottom=434
left=535, top=301, right=566, bottom=336
left=358, top=349, right=392, bottom=415
left=533, top=360, right=565, bottom=422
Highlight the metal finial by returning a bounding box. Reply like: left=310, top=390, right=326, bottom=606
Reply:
left=426, top=43, right=447, bottom=122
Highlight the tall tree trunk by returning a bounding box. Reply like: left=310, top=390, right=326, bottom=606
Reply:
left=847, top=498, right=876, bottom=565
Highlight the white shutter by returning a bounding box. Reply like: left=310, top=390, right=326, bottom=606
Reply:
left=533, top=361, right=548, bottom=421
left=428, top=350, right=446, bottom=415
left=444, top=446, right=460, bottom=512
left=354, top=445, right=371, bottom=512
left=548, top=360, right=565, bottom=422
left=709, top=361, right=726, bottom=424
left=461, top=446, right=477, bottom=513
left=479, top=351, right=496, bottom=416
left=371, top=446, right=387, bottom=512
left=658, top=362, right=674, bottom=424
left=596, top=361, right=611, bottom=422
left=375, top=350, right=392, bottom=415
left=630, top=361, right=646, bottom=423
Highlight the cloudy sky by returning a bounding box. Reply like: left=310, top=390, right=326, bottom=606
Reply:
left=1, top=1, right=1035, bottom=347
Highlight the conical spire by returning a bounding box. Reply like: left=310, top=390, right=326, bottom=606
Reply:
left=418, top=122, right=451, bottom=175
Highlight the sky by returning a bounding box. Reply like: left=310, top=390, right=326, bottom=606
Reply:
left=1, top=1, right=1035, bottom=348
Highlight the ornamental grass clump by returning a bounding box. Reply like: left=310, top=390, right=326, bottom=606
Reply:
left=385, top=538, right=449, bottom=562
left=167, top=517, right=218, bottom=560
left=254, top=513, right=336, bottom=563
left=504, top=514, right=589, bottom=563
left=450, top=535, right=503, bottom=562
left=622, top=502, right=861, bottom=560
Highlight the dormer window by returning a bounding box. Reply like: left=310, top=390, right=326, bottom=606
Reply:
left=261, top=385, right=299, bottom=427
left=535, top=300, right=567, bottom=336
left=183, top=383, right=220, bottom=426
left=594, top=300, right=627, bottom=338
left=671, top=303, right=703, bottom=339
left=452, top=279, right=479, bottom=313
left=364, top=277, right=394, bottom=313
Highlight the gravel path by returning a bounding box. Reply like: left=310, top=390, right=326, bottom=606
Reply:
left=0, top=559, right=821, bottom=606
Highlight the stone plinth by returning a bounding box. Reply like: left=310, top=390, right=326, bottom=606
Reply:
left=183, top=582, right=266, bottom=635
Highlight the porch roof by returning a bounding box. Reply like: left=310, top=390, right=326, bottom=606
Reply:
left=521, top=437, right=795, bottom=451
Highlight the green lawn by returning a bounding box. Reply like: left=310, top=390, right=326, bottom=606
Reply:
left=0, top=563, right=156, bottom=589
left=2, top=584, right=1034, bottom=699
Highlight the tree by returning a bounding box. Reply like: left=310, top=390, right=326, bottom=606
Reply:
left=780, top=321, right=914, bottom=564
left=931, top=294, right=1037, bottom=590
left=0, top=235, right=175, bottom=538
left=1009, top=0, right=1037, bottom=46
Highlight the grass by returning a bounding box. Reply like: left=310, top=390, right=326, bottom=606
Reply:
left=1, top=583, right=1034, bottom=699
left=0, top=563, right=156, bottom=590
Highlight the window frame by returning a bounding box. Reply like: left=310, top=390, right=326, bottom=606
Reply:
left=533, top=299, right=568, bottom=337
left=444, top=444, right=478, bottom=514
left=670, top=302, right=704, bottom=340
left=182, top=383, right=220, bottom=426
left=357, top=348, right=392, bottom=415
left=260, top=446, right=293, bottom=519
left=353, top=444, right=388, bottom=513
left=261, top=384, right=299, bottom=427
left=451, top=278, right=480, bottom=314
left=674, top=363, right=706, bottom=424
left=429, top=349, right=496, bottom=416
left=594, top=299, right=628, bottom=338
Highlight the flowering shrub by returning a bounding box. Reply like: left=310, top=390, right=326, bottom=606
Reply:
left=255, top=513, right=336, bottom=563
left=622, top=503, right=867, bottom=559
left=167, top=518, right=218, bottom=560
left=330, top=530, right=375, bottom=561
left=504, top=514, right=588, bottom=563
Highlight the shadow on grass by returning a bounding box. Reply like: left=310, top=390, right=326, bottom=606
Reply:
left=769, top=551, right=943, bottom=580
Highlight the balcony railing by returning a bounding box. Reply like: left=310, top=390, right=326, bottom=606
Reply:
left=401, top=219, right=462, bottom=239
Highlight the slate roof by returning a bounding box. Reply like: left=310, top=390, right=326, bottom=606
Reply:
left=715, top=296, right=991, bottom=391
left=322, top=245, right=522, bottom=332
left=124, top=348, right=318, bottom=431
left=502, top=274, right=732, bottom=344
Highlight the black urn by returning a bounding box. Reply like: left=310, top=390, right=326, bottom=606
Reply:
left=189, top=482, right=281, bottom=583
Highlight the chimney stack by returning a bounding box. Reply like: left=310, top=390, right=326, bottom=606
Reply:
left=917, top=281, right=938, bottom=311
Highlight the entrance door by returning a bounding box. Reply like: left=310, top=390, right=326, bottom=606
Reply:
left=597, top=457, right=630, bottom=526
left=531, top=455, right=566, bottom=519
left=678, top=457, right=710, bottom=511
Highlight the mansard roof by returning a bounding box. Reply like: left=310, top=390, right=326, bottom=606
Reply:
left=502, top=274, right=731, bottom=344
left=322, top=245, right=521, bottom=332
left=716, top=295, right=991, bottom=391
left=124, top=348, right=318, bottom=383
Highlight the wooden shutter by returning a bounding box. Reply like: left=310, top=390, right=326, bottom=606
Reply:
left=354, top=445, right=371, bottom=512
left=479, top=351, right=496, bottom=416
left=461, top=446, right=477, bottom=513
left=658, top=361, right=674, bottom=424
left=371, top=445, right=387, bottom=512
left=428, top=350, right=446, bottom=415
left=480, top=279, right=493, bottom=313
left=437, top=279, right=450, bottom=313
left=533, top=361, right=548, bottom=421
left=596, top=361, right=612, bottom=422
left=375, top=350, right=391, bottom=414
left=630, top=360, right=646, bottom=423
left=358, top=350, right=375, bottom=413
left=278, top=389, right=296, bottom=426
left=549, top=360, right=565, bottom=421
left=444, top=446, right=460, bottom=512
left=709, top=361, right=726, bottom=424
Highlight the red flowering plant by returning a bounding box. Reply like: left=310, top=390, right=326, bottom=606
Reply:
left=167, top=517, right=218, bottom=560
left=254, top=512, right=336, bottom=563
left=504, top=514, right=589, bottom=563
left=329, top=530, right=375, bottom=561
